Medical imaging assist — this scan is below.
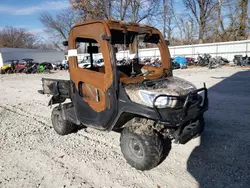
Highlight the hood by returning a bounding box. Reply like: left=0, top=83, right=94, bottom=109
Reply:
left=1, top=64, right=11, bottom=70
left=124, top=76, right=197, bottom=108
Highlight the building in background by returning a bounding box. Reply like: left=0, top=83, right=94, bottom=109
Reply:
left=0, top=48, right=65, bottom=68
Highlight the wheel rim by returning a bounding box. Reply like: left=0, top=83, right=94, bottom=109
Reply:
left=128, top=137, right=144, bottom=159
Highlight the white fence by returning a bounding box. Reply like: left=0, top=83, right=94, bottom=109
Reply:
left=137, top=40, right=250, bottom=62
left=169, top=40, right=250, bottom=61
left=73, top=40, right=250, bottom=62
left=117, top=40, right=250, bottom=62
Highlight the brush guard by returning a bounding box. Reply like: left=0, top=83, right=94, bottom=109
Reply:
left=152, top=83, right=208, bottom=144
left=152, top=83, right=208, bottom=121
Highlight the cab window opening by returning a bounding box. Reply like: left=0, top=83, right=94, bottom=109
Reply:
left=75, top=37, right=105, bottom=73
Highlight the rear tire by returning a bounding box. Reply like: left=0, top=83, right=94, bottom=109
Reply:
left=120, top=121, right=170, bottom=171
left=51, top=106, right=77, bottom=135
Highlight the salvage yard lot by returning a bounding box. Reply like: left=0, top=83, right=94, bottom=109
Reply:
left=0, top=67, right=250, bottom=188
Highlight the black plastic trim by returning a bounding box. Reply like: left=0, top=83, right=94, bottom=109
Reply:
left=109, top=83, right=208, bottom=131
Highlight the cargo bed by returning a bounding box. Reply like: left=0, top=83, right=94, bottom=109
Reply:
left=39, top=78, right=70, bottom=97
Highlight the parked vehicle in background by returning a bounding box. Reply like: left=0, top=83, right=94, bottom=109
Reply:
left=40, top=62, right=53, bottom=70
left=171, top=58, right=180, bottom=69
left=25, top=62, right=52, bottom=74
left=78, top=59, right=91, bottom=68
left=0, top=60, right=18, bottom=74
left=140, top=58, right=151, bottom=65
left=54, top=62, right=63, bottom=70
left=61, top=60, right=69, bottom=70
left=233, top=55, right=243, bottom=65
left=240, top=55, right=250, bottom=66
left=196, top=54, right=229, bottom=69
left=51, top=64, right=57, bottom=70
left=150, top=57, right=161, bottom=67
left=214, top=56, right=229, bottom=66
left=196, top=54, right=211, bottom=66
left=233, top=55, right=250, bottom=66
left=24, top=62, right=39, bottom=74
left=94, top=58, right=104, bottom=67
left=14, top=61, right=26, bottom=73
left=55, top=60, right=69, bottom=70
left=36, top=62, right=52, bottom=73
left=173, top=56, right=187, bottom=69
left=20, top=58, right=34, bottom=64
left=186, top=57, right=195, bottom=66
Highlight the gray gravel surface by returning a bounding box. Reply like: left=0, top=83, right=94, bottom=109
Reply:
left=0, top=67, right=249, bottom=188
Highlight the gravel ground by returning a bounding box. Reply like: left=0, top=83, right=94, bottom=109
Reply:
left=0, top=66, right=250, bottom=188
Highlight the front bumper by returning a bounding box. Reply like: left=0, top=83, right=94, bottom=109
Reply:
left=153, top=84, right=208, bottom=144
left=153, top=83, right=208, bottom=125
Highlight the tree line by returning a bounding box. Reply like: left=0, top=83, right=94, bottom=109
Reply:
left=68, top=0, right=249, bottom=44
left=0, top=26, right=56, bottom=50
left=2, top=0, right=249, bottom=50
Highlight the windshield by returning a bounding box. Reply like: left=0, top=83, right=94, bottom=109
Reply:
left=110, top=30, right=163, bottom=78
left=111, top=30, right=160, bottom=64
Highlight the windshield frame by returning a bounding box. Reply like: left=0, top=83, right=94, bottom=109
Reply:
left=109, top=28, right=171, bottom=84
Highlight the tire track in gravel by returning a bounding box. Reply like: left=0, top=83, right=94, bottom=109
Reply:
left=0, top=150, right=94, bottom=188
left=0, top=108, right=7, bottom=124
left=0, top=104, right=116, bottom=144
left=13, top=105, right=119, bottom=149
left=5, top=103, right=126, bottom=149
left=0, top=106, right=154, bottom=187
left=0, top=104, right=121, bottom=160
left=0, top=104, right=121, bottom=152
left=0, top=105, right=51, bottom=128
left=0, top=109, right=96, bottom=187
left=0, top=103, right=193, bottom=188
left=13, top=103, right=50, bottom=117
left=36, top=149, right=95, bottom=188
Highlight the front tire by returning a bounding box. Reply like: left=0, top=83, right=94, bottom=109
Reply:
left=120, top=122, right=170, bottom=171
left=51, top=106, right=77, bottom=135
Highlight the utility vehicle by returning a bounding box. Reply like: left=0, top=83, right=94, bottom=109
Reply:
left=55, top=60, right=69, bottom=70
left=38, top=20, right=208, bottom=171
left=14, top=62, right=26, bottom=73
left=0, top=60, right=18, bottom=74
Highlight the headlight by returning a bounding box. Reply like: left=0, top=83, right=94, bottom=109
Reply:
left=138, top=90, right=177, bottom=108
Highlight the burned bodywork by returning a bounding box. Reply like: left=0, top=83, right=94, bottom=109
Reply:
left=124, top=76, right=197, bottom=108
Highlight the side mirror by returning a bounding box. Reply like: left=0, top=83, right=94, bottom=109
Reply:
left=165, top=40, right=170, bottom=45
left=63, top=41, right=68, bottom=46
